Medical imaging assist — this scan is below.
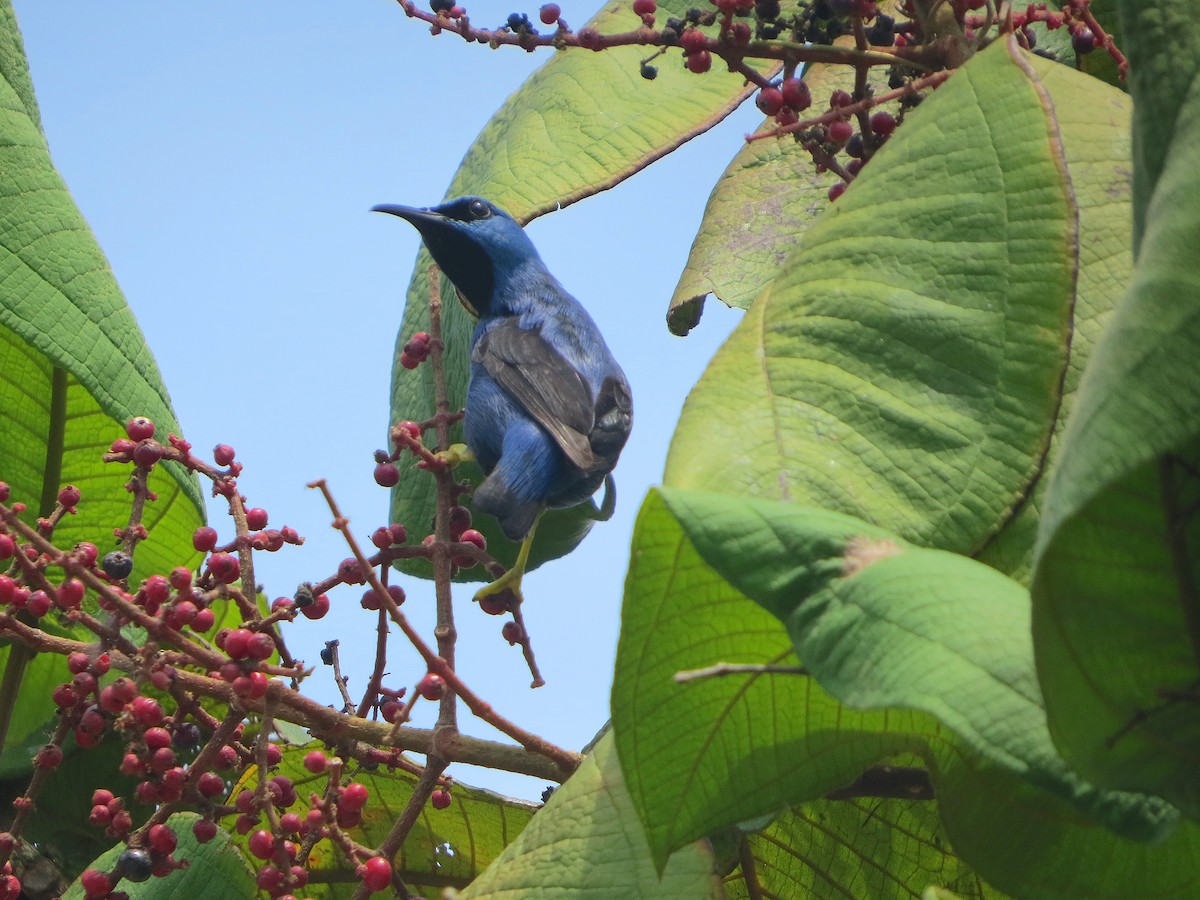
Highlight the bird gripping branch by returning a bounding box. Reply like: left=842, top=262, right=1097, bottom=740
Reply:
left=374, top=197, right=633, bottom=607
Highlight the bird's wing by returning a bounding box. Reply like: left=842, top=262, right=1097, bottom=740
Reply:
left=474, top=320, right=597, bottom=471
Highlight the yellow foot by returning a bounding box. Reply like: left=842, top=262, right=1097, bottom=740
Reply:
left=474, top=568, right=523, bottom=615
left=473, top=521, right=537, bottom=614
left=433, top=443, right=474, bottom=468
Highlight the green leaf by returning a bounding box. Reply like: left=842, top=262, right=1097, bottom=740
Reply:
left=460, top=730, right=721, bottom=899
left=1117, top=2, right=1198, bottom=248
left=971, top=52, right=1132, bottom=580
left=231, top=744, right=535, bottom=897
left=387, top=0, right=754, bottom=578
left=664, top=39, right=1077, bottom=570
left=0, top=2, right=204, bottom=580
left=614, top=489, right=1200, bottom=899
left=724, top=798, right=1009, bottom=899
left=63, top=812, right=257, bottom=900
left=1030, top=1, right=1200, bottom=819
left=666, top=53, right=852, bottom=335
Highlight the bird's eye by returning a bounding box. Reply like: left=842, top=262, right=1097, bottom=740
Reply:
left=468, top=199, right=492, bottom=219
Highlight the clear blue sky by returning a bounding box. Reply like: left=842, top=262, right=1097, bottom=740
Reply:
left=14, top=0, right=752, bottom=800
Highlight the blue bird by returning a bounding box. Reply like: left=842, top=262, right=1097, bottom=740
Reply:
left=373, top=197, right=633, bottom=605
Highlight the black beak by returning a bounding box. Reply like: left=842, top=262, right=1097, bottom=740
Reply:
left=371, top=204, right=446, bottom=228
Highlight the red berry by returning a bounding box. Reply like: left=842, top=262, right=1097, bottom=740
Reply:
left=417, top=673, right=446, bottom=701
left=539, top=2, right=560, bottom=24
left=257, top=864, right=283, bottom=891
left=125, top=417, right=156, bottom=441
left=374, top=462, right=400, bottom=487
left=26, top=590, right=51, bottom=617
left=192, top=526, right=218, bottom=552
left=0, top=575, right=14, bottom=603
left=399, top=351, right=419, bottom=370
left=431, top=788, right=452, bottom=809
left=207, top=552, right=240, bottom=584
left=340, top=782, right=369, bottom=811
left=371, top=526, right=393, bottom=549
left=131, top=696, right=163, bottom=726
left=58, top=579, right=85, bottom=609
left=680, top=27, right=707, bottom=53
left=234, top=671, right=270, bottom=699
left=781, top=77, right=810, bottom=111
left=191, top=607, right=216, bottom=632
left=478, top=591, right=511, bottom=615
left=502, top=621, right=524, bottom=644
left=144, top=726, right=172, bottom=750
left=828, top=119, right=854, bottom=143
left=52, top=683, right=78, bottom=708
left=828, top=181, right=848, bottom=202
left=148, top=823, right=178, bottom=854
left=279, top=812, right=303, bottom=835
left=686, top=49, right=712, bottom=73
left=132, top=441, right=162, bottom=467
left=248, top=829, right=276, bottom=860
left=756, top=87, right=784, bottom=116
left=301, top=592, right=330, bottom=620
left=217, top=744, right=239, bottom=768
left=72, top=671, right=98, bottom=695
left=361, top=856, right=392, bottom=892
left=35, top=744, right=62, bottom=769
left=830, top=89, right=853, bottom=107
left=168, top=566, right=192, bottom=590
left=0, top=536, right=17, bottom=561
left=395, top=420, right=422, bottom=440
left=80, top=868, right=112, bottom=898
left=338, top=557, right=367, bottom=585
left=141, top=574, right=170, bottom=607
left=389, top=523, right=408, bottom=544
left=57, top=484, right=81, bottom=508
left=247, top=631, right=275, bottom=660
left=303, top=750, right=328, bottom=774
left=68, top=652, right=90, bottom=674
left=577, top=26, right=600, bottom=48
left=89, top=804, right=112, bottom=826
left=632, top=0, right=655, bottom=14
left=213, top=444, right=236, bottom=466
left=245, top=507, right=269, bottom=530
left=869, top=110, right=896, bottom=136
left=360, top=588, right=382, bottom=611
left=266, top=742, right=282, bottom=765
left=731, top=20, right=751, bottom=43
left=224, top=628, right=253, bottom=659
left=381, top=700, right=404, bottom=723
left=197, top=771, right=225, bottom=797
left=271, top=596, right=295, bottom=614
left=193, top=819, right=218, bottom=843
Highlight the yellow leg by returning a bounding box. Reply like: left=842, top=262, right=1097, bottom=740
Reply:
left=474, top=518, right=538, bottom=611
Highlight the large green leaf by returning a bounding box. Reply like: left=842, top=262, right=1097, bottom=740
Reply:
left=1031, top=0, right=1200, bottom=819
left=460, top=729, right=721, bottom=899
left=614, top=488, right=1200, bottom=899
left=664, top=39, right=1077, bottom=575
left=387, top=0, right=754, bottom=578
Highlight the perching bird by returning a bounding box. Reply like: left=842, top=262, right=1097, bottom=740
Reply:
left=373, top=197, right=633, bottom=604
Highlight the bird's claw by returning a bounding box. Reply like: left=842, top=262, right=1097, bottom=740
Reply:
left=432, top=443, right=474, bottom=468
left=474, top=574, right=522, bottom=615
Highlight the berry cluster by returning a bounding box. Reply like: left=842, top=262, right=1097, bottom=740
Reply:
left=399, top=330, right=432, bottom=370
